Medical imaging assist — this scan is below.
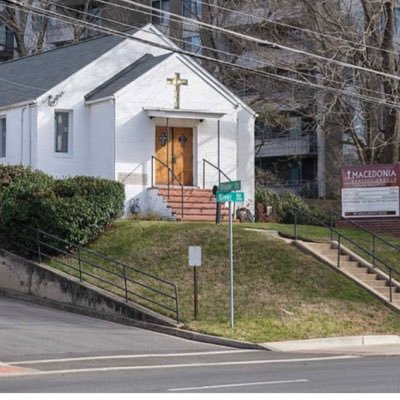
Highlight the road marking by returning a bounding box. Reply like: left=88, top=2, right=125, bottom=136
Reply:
left=0, top=355, right=359, bottom=378
left=9, top=350, right=257, bottom=365
left=168, top=378, right=309, bottom=391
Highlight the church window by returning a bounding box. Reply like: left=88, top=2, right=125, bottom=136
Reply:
left=55, top=111, right=71, bottom=154
left=0, top=116, right=6, bottom=158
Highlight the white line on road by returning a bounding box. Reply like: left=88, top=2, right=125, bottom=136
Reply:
left=0, top=355, right=359, bottom=378
left=168, top=379, right=309, bottom=391
left=9, top=350, right=257, bottom=365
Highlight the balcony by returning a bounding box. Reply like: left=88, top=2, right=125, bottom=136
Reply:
left=256, top=136, right=316, bottom=158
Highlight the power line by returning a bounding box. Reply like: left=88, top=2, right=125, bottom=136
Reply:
left=199, top=0, right=400, bottom=59
left=39, top=0, right=393, bottom=101
left=117, top=0, right=400, bottom=82
left=2, top=0, right=399, bottom=111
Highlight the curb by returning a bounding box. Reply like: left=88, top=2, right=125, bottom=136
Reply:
left=263, top=335, right=400, bottom=352
left=0, top=289, right=269, bottom=351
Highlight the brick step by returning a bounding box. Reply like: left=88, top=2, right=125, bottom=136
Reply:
left=163, top=196, right=216, bottom=203
left=158, top=188, right=212, bottom=196
left=178, top=215, right=228, bottom=221
left=173, top=208, right=230, bottom=217
left=168, top=202, right=226, bottom=210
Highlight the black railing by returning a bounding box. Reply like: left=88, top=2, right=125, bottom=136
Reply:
left=329, top=209, right=400, bottom=268
left=2, top=225, right=180, bottom=323
left=202, top=159, right=231, bottom=189
left=151, top=155, right=184, bottom=219
left=293, top=207, right=400, bottom=304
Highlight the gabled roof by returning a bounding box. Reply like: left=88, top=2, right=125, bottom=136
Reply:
left=0, top=31, right=134, bottom=109
left=85, top=53, right=172, bottom=102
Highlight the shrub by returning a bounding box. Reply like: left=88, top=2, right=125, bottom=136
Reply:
left=255, top=186, right=329, bottom=225
left=0, top=166, right=125, bottom=253
left=0, top=164, right=51, bottom=194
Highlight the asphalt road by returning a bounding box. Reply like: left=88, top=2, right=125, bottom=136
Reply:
left=1, top=296, right=400, bottom=393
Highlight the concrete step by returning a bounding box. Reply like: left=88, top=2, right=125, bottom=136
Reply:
left=351, top=272, right=380, bottom=281
left=339, top=261, right=361, bottom=269
left=364, top=279, right=390, bottom=287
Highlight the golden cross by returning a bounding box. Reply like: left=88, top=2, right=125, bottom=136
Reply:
left=167, top=73, right=188, bottom=109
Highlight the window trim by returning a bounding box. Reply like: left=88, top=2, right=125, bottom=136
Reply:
left=0, top=115, right=6, bottom=159
left=54, top=110, right=73, bottom=158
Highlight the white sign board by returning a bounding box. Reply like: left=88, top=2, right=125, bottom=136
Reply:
left=189, top=246, right=202, bottom=267
left=342, top=187, right=400, bottom=218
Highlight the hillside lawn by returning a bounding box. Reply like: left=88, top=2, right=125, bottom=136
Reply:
left=53, top=221, right=400, bottom=343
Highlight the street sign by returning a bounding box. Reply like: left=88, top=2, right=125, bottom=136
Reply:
left=216, top=191, right=245, bottom=203
left=188, top=246, right=202, bottom=267
left=219, top=180, right=241, bottom=192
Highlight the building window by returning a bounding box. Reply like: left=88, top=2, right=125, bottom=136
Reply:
left=183, top=35, right=202, bottom=54
left=151, top=0, right=170, bottom=26
left=55, top=111, right=71, bottom=154
left=0, top=117, right=6, bottom=158
left=183, top=0, right=202, bottom=18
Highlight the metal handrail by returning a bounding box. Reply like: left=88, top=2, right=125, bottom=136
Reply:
left=329, top=209, right=400, bottom=262
left=293, top=207, right=400, bottom=304
left=1, top=225, right=180, bottom=323
left=151, top=155, right=184, bottom=219
left=202, top=158, right=232, bottom=189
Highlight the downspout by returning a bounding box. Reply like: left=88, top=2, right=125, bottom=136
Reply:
left=110, top=98, right=116, bottom=181
left=21, top=105, right=27, bottom=164
left=20, top=102, right=36, bottom=165
left=29, top=103, right=36, bottom=167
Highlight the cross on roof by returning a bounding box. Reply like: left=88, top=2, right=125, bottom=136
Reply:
left=167, top=73, right=188, bottom=109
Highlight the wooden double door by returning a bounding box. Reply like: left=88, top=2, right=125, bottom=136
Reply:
left=155, top=126, right=193, bottom=186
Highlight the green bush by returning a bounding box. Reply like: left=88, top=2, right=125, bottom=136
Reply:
left=0, top=165, right=125, bottom=253
left=255, top=186, right=329, bottom=225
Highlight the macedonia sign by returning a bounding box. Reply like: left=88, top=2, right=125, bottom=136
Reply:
left=341, top=164, right=400, bottom=218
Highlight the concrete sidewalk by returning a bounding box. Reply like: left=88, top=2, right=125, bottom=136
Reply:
left=262, top=335, right=400, bottom=356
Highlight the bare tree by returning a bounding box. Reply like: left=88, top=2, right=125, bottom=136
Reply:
left=200, top=0, right=400, bottom=172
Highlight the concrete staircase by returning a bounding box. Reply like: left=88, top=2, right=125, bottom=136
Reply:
left=296, top=240, right=400, bottom=311
left=157, top=187, right=229, bottom=221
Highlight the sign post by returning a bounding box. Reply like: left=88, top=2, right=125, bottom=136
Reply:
left=228, top=201, right=234, bottom=328
left=216, top=181, right=244, bottom=329
left=188, top=246, right=202, bottom=320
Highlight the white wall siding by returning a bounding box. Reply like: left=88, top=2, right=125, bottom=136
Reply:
left=88, top=101, right=115, bottom=179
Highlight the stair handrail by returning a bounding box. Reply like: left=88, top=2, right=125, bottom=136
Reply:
left=293, top=207, right=400, bottom=304
left=202, top=158, right=232, bottom=189
left=1, top=224, right=180, bottom=323
left=151, top=155, right=184, bottom=219
left=329, top=208, right=400, bottom=254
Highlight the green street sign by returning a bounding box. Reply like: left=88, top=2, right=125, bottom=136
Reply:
left=216, top=191, right=245, bottom=203
left=219, top=180, right=241, bottom=192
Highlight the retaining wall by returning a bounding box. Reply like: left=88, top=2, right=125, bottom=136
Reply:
left=0, top=248, right=177, bottom=327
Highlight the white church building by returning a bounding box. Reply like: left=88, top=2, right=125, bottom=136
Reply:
left=0, top=25, right=256, bottom=220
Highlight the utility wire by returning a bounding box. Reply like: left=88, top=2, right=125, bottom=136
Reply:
left=1, top=0, right=400, bottom=110
left=38, top=0, right=394, bottom=101
left=197, top=0, right=400, bottom=58
left=116, top=0, right=400, bottom=82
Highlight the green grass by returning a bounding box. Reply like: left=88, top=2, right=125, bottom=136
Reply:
left=242, top=222, right=400, bottom=277
left=50, top=221, right=400, bottom=343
